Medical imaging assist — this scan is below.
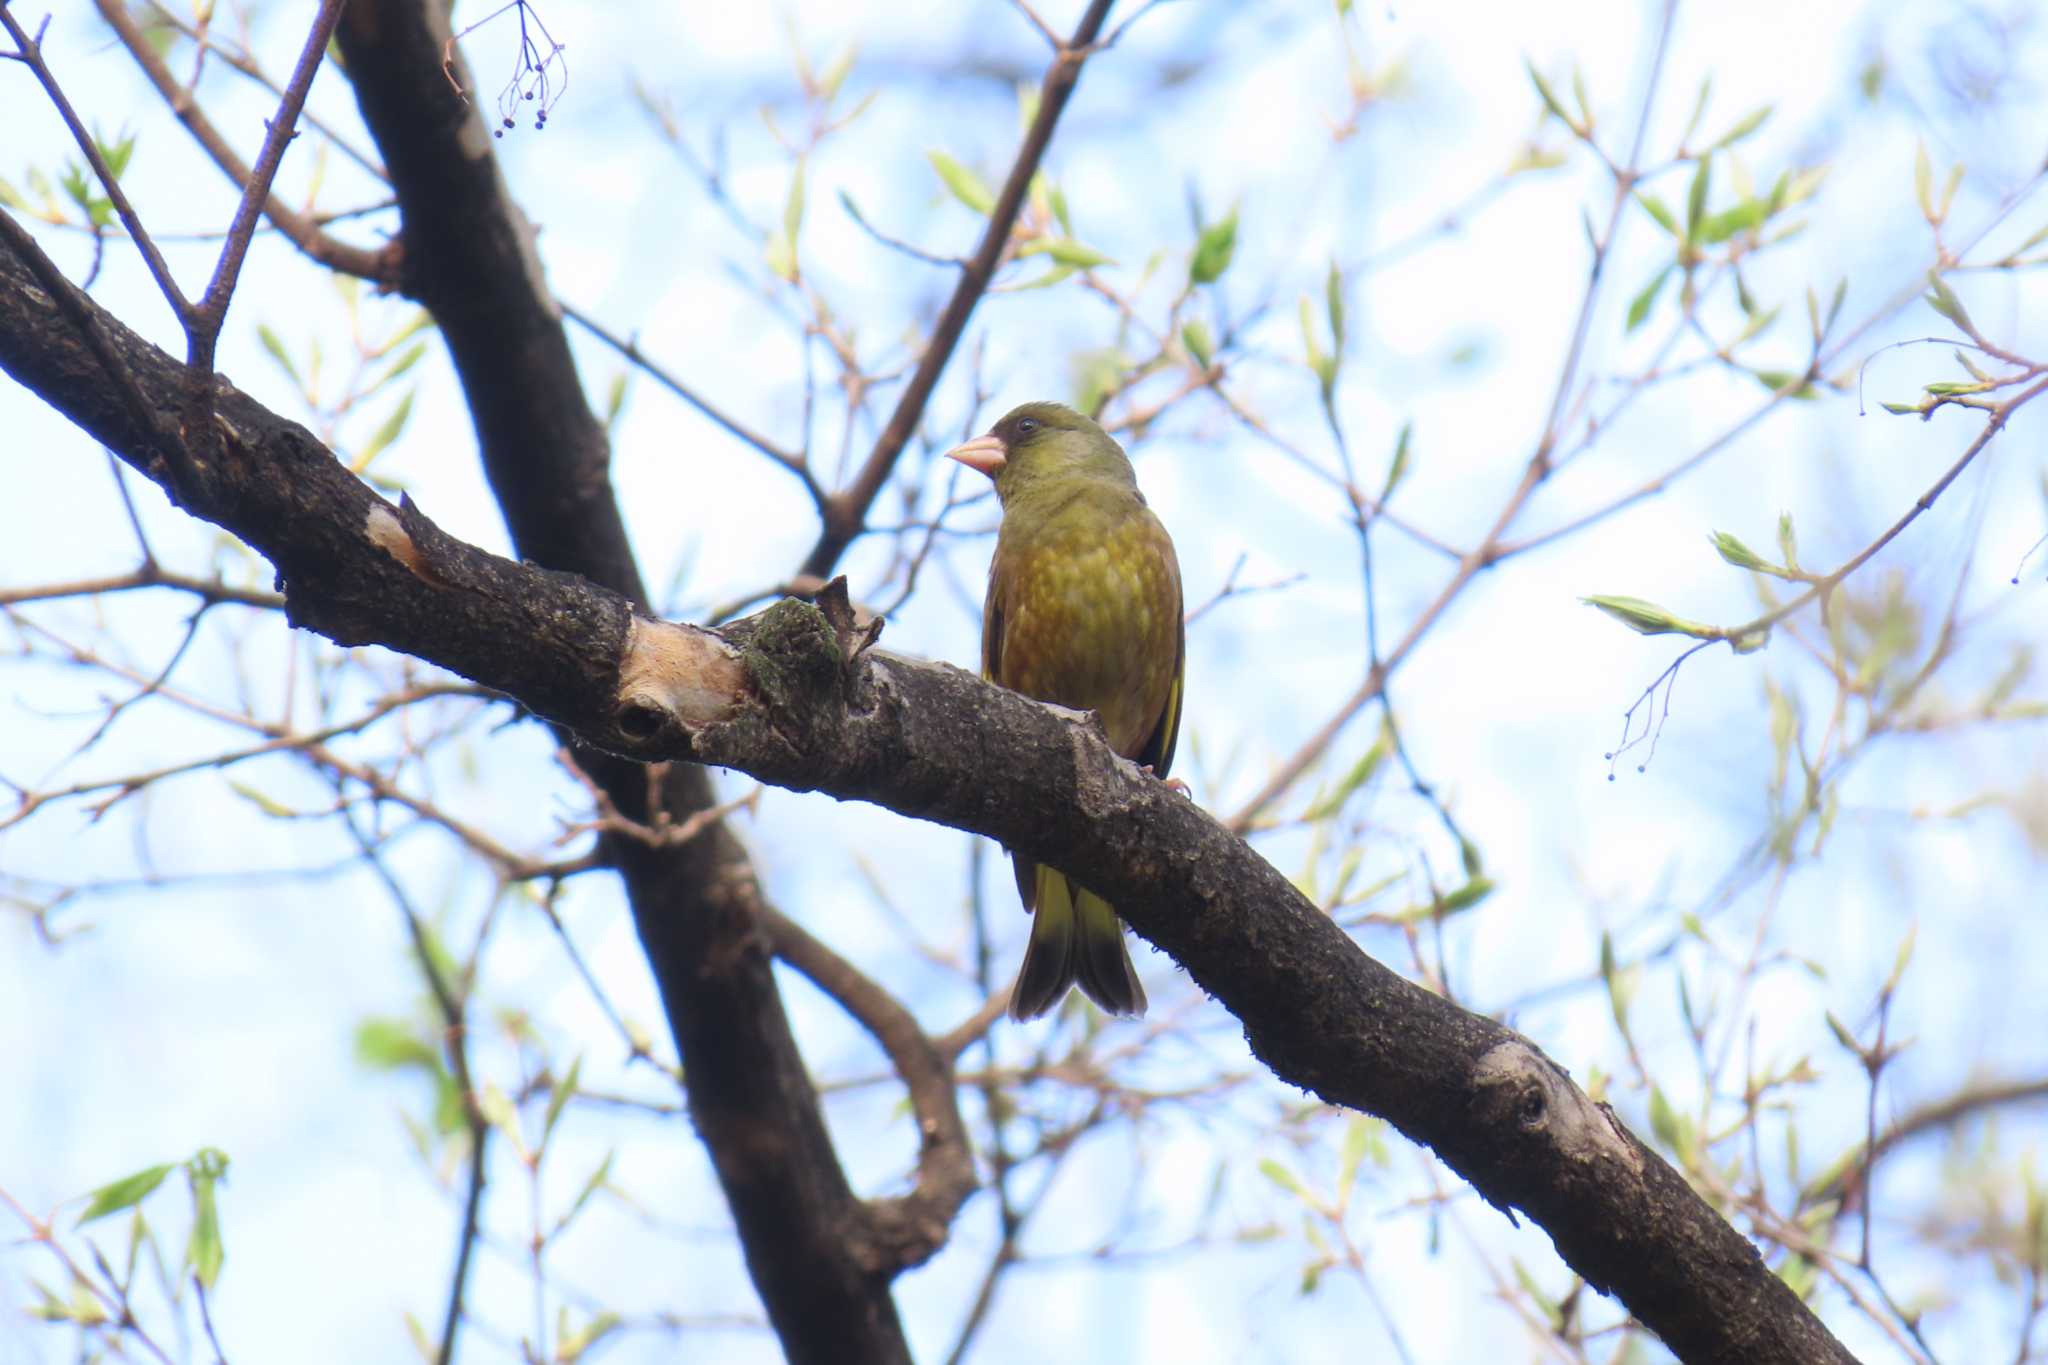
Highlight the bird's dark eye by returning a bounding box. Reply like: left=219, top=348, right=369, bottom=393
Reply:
left=1016, top=417, right=1040, bottom=436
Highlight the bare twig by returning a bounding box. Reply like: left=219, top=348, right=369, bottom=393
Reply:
left=796, top=0, right=1119, bottom=580
left=185, top=0, right=351, bottom=369
left=561, top=302, right=820, bottom=506
left=91, top=0, right=389, bottom=283
left=343, top=806, right=490, bottom=1365
left=762, top=904, right=976, bottom=1272
left=1227, top=0, right=1683, bottom=830
left=1, top=6, right=191, bottom=320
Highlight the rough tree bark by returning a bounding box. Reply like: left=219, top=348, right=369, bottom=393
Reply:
left=1, top=211, right=1860, bottom=1365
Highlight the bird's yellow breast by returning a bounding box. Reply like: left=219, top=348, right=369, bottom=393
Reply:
left=990, top=498, right=1180, bottom=759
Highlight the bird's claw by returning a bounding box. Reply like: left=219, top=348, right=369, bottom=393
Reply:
left=1140, top=764, right=1191, bottom=796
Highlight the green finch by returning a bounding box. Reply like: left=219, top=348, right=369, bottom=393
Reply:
left=946, top=402, right=1184, bottom=1020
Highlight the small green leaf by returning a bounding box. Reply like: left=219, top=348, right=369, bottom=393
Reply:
left=1648, top=1086, right=1683, bottom=1153
left=354, top=1017, right=439, bottom=1072
left=1040, top=238, right=1113, bottom=269
left=1180, top=319, right=1214, bottom=370
left=1189, top=207, right=1239, bottom=286
left=1777, top=512, right=1799, bottom=569
left=1526, top=60, right=1571, bottom=126
left=1600, top=932, right=1628, bottom=1027
left=1634, top=192, right=1679, bottom=236
left=1048, top=182, right=1072, bottom=235
left=1824, top=1011, right=1859, bottom=1054
left=1923, top=271, right=1973, bottom=332
left=1735, top=303, right=1780, bottom=344
left=1337, top=1117, right=1372, bottom=1195
left=560, top=1310, right=624, bottom=1363
left=354, top=390, right=415, bottom=471
left=603, top=370, right=630, bottom=430
left=556, top=1151, right=615, bottom=1239
left=1257, top=1157, right=1312, bottom=1204
left=1435, top=878, right=1494, bottom=914
left=1913, top=142, right=1934, bottom=220
left=1681, top=75, right=1713, bottom=147
left=186, top=1156, right=225, bottom=1289
left=927, top=150, right=994, bottom=216
left=257, top=324, right=300, bottom=387
left=1940, top=162, right=1964, bottom=221
left=98, top=129, right=138, bottom=181
left=57, top=160, right=93, bottom=214
left=783, top=162, right=806, bottom=242
left=1015, top=80, right=1041, bottom=134
left=1381, top=421, right=1412, bottom=500
left=227, top=779, right=297, bottom=819
left=816, top=46, right=856, bottom=102
left=764, top=230, right=797, bottom=283
left=1582, top=595, right=1711, bottom=638
left=542, top=1056, right=582, bottom=1145
left=1750, top=368, right=1816, bottom=399
left=1712, top=105, right=1771, bottom=148
left=1885, top=923, right=1917, bottom=994
left=78, top=1164, right=176, bottom=1226
left=1625, top=265, right=1671, bottom=332
left=1512, top=1258, right=1563, bottom=1327
left=2014, top=220, right=2048, bottom=256
left=1779, top=1254, right=1818, bottom=1300
left=1301, top=737, right=1386, bottom=821
left=1325, top=260, right=1345, bottom=351
left=1298, top=294, right=1326, bottom=380
left=377, top=340, right=428, bottom=388
left=1697, top=199, right=1765, bottom=245
left=1011, top=263, right=1076, bottom=291
left=1710, top=531, right=1766, bottom=571
left=1069, top=346, right=1126, bottom=416
left=1686, top=154, right=1711, bottom=239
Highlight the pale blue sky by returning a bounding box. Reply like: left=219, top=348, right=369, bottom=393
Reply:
left=4, top=2, right=2047, bottom=1362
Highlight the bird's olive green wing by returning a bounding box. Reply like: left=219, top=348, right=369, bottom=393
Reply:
left=981, top=565, right=1003, bottom=684
left=1138, top=618, right=1187, bottom=777
left=981, top=563, right=1039, bottom=912
left=1133, top=594, right=1183, bottom=780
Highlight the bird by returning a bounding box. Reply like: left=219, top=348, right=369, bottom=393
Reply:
left=946, top=402, right=1184, bottom=1020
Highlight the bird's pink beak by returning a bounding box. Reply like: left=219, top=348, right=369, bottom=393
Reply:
left=945, top=433, right=1007, bottom=478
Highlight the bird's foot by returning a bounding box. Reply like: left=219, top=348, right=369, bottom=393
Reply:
left=1141, top=765, right=1191, bottom=796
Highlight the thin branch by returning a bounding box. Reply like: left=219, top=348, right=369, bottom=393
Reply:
left=185, top=0, right=350, bottom=369
left=763, top=906, right=977, bottom=1272
left=0, top=5, right=191, bottom=321
left=342, top=805, right=491, bottom=1365
left=1723, top=372, right=2048, bottom=643
left=142, top=0, right=389, bottom=180
left=795, top=0, right=1119, bottom=581
left=561, top=301, right=821, bottom=507
left=91, top=0, right=390, bottom=283
left=0, top=565, right=285, bottom=611
left=1228, top=0, right=1682, bottom=831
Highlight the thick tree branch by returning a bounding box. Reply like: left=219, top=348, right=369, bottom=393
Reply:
left=293, top=0, right=928, bottom=1355
left=0, top=223, right=1858, bottom=1365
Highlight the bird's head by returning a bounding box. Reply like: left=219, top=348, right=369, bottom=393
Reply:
left=945, top=402, right=1135, bottom=501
